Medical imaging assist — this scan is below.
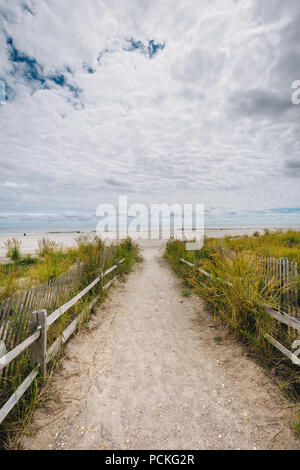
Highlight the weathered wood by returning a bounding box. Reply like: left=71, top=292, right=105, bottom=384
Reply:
left=180, top=258, right=195, bottom=268
left=265, top=334, right=300, bottom=366
left=30, top=310, right=47, bottom=377
left=38, top=261, right=125, bottom=336
left=0, top=365, right=39, bottom=424
left=103, top=265, right=118, bottom=277
left=101, top=259, right=124, bottom=278
left=115, top=259, right=120, bottom=274
left=294, top=261, right=298, bottom=317
left=46, top=297, right=98, bottom=364
left=263, top=304, right=300, bottom=332
left=0, top=328, right=41, bottom=372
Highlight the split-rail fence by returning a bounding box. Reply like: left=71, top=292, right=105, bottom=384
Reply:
left=0, top=257, right=124, bottom=425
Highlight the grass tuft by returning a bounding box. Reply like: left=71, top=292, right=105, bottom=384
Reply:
left=165, top=233, right=300, bottom=399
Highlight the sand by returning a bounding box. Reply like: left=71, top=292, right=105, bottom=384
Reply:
left=0, top=227, right=278, bottom=261
left=21, top=243, right=299, bottom=450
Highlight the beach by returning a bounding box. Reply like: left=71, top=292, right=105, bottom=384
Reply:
left=0, top=226, right=296, bottom=261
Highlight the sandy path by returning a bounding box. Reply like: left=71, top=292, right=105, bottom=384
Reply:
left=22, top=244, right=299, bottom=450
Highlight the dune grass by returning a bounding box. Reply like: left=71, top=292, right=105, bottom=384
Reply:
left=3, top=238, right=21, bottom=262
left=0, top=236, right=141, bottom=448
left=165, top=234, right=300, bottom=401
left=0, top=236, right=140, bottom=301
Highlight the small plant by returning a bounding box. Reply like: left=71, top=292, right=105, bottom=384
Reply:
left=253, top=231, right=260, bottom=237
left=3, top=238, right=21, bottom=261
left=214, top=336, right=223, bottom=344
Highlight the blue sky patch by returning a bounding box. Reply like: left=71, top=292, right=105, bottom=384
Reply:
left=0, top=79, right=6, bottom=102
left=97, top=49, right=111, bottom=64
left=148, top=40, right=165, bottom=58
left=125, top=38, right=165, bottom=58
left=49, top=74, right=65, bottom=86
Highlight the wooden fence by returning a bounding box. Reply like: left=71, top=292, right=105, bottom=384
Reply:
left=180, top=257, right=300, bottom=366
left=0, top=257, right=124, bottom=425
left=259, top=257, right=298, bottom=317
left=0, top=259, right=84, bottom=369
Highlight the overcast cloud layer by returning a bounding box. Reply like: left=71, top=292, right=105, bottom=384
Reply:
left=0, top=0, right=300, bottom=228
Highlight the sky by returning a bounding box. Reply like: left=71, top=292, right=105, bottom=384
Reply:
left=0, top=0, right=300, bottom=230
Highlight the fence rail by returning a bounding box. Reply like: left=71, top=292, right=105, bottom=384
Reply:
left=180, top=257, right=300, bottom=366
left=0, top=258, right=124, bottom=425
left=258, top=257, right=299, bottom=317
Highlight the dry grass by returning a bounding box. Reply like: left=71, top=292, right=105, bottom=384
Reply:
left=3, top=238, right=21, bottom=261
left=165, top=236, right=300, bottom=400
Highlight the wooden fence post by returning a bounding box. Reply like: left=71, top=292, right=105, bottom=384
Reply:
left=30, top=310, right=47, bottom=377
left=115, top=259, right=119, bottom=274
left=76, top=257, right=81, bottom=269
left=99, top=270, right=103, bottom=293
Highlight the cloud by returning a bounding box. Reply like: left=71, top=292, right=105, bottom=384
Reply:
left=0, top=0, right=299, bottom=228
left=284, top=159, right=300, bottom=177
left=3, top=181, right=29, bottom=188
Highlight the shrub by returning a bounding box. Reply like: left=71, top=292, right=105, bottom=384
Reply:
left=3, top=238, right=21, bottom=261
left=17, top=256, right=37, bottom=266
left=165, top=237, right=299, bottom=371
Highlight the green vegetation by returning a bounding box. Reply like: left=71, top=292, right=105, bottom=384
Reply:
left=0, top=235, right=141, bottom=448
left=0, top=236, right=140, bottom=302
left=3, top=238, right=21, bottom=262
left=294, top=411, right=300, bottom=435
left=221, top=229, right=300, bottom=263
left=181, top=287, right=192, bottom=297
left=165, top=232, right=300, bottom=399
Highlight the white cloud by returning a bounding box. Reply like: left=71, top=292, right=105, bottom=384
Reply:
left=0, top=0, right=299, bottom=227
